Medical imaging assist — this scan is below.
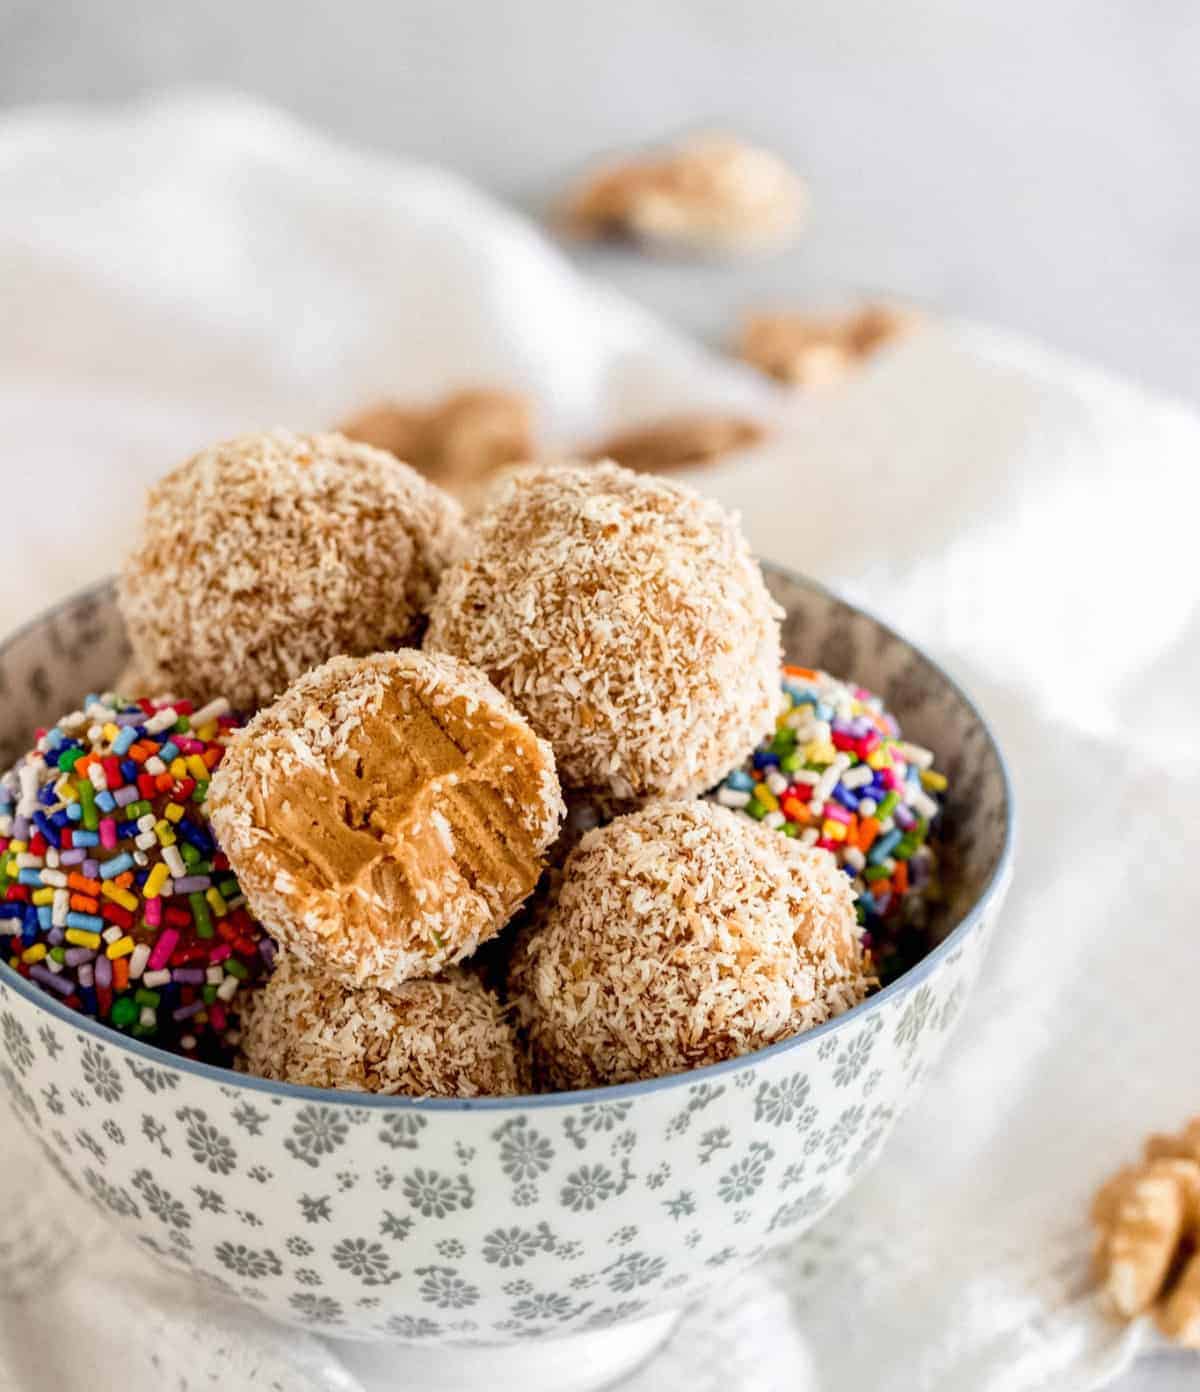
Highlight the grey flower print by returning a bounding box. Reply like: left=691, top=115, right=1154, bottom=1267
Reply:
left=336, top=1169, right=359, bottom=1193
left=380, top=1209, right=415, bottom=1241
left=511, top=1292, right=578, bottom=1321
left=894, top=984, right=935, bottom=1060
left=176, top=1107, right=237, bottom=1175
left=386, top=1314, right=441, bottom=1339
left=706, top=1247, right=737, bottom=1268
left=608, top=1225, right=638, bottom=1247
left=194, top=1185, right=225, bottom=1214
left=512, top=1182, right=538, bottom=1208
left=570, top=1273, right=597, bottom=1290
left=503, top=1278, right=534, bottom=1297
left=609, top=1129, right=637, bottom=1157
left=375, top=1166, right=395, bottom=1190
left=663, top=1190, right=695, bottom=1221
left=295, top=1268, right=323, bottom=1287
left=230, top=1099, right=269, bottom=1136
left=754, top=1072, right=812, bottom=1126
left=816, top=1035, right=839, bottom=1062
left=41, top=1083, right=64, bottom=1117
left=298, top=1193, right=332, bottom=1224
left=332, top=1238, right=398, bottom=1286
left=288, top=1293, right=343, bottom=1325
left=560, top=1164, right=617, bottom=1212
left=126, top=1059, right=179, bottom=1094
left=247, top=1164, right=273, bottom=1184
left=417, top=1266, right=480, bottom=1310
left=1, top=1067, right=39, bottom=1126
left=285, top=1106, right=349, bottom=1167
left=645, top=1162, right=671, bottom=1191
left=685, top=1229, right=702, bottom=1250
left=697, top=1127, right=733, bottom=1164
left=141, top=1113, right=171, bottom=1157
left=864, top=1067, right=884, bottom=1097
left=586, top=1301, right=648, bottom=1329
left=101, top=1119, right=125, bottom=1147
left=237, top=1209, right=263, bottom=1228
left=68, top=1086, right=90, bottom=1111
left=435, top=1238, right=465, bottom=1261
left=379, top=1113, right=427, bottom=1150
left=781, top=1162, right=807, bottom=1189
left=83, top=1167, right=140, bottom=1219
left=494, top=1118, right=554, bottom=1181
left=607, top=1252, right=666, bottom=1293
left=37, top=1025, right=62, bottom=1061
left=132, top=1169, right=190, bottom=1230
left=214, top=1242, right=283, bottom=1280
left=481, top=1223, right=556, bottom=1268
left=286, top=1235, right=314, bottom=1258
left=557, top=1240, right=584, bottom=1261
left=74, top=1128, right=105, bottom=1163
left=802, top=1127, right=826, bottom=1157
left=562, top=1101, right=633, bottom=1150
left=77, top=1043, right=121, bottom=1102
left=768, top=1185, right=828, bottom=1232
left=832, top=1030, right=879, bottom=1088
left=402, top=1168, right=474, bottom=1218
left=717, top=1142, right=775, bottom=1204
left=820, top=1105, right=866, bottom=1171
left=0, top=1012, right=34, bottom=1073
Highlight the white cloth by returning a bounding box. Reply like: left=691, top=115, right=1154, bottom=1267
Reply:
left=1, top=91, right=1198, bottom=1392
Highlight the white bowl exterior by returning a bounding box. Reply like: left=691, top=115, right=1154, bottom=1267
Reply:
left=0, top=572, right=1013, bottom=1343
left=0, top=900, right=1000, bottom=1342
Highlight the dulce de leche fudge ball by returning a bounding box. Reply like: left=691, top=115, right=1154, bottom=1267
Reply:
left=208, top=650, right=564, bottom=989
left=424, top=462, right=782, bottom=800
left=119, top=430, right=465, bottom=712
left=239, top=955, right=528, bottom=1097
left=509, top=800, right=871, bottom=1088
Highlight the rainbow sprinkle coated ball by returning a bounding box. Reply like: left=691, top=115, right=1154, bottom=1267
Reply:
left=0, top=692, right=272, bottom=1062
left=709, top=665, right=947, bottom=983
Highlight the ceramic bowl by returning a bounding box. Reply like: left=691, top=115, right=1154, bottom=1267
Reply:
left=0, top=567, right=1012, bottom=1392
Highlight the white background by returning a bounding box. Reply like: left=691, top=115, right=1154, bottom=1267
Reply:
left=2, top=0, right=1198, bottom=403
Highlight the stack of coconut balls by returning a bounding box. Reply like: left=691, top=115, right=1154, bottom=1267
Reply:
left=85, top=431, right=884, bottom=1095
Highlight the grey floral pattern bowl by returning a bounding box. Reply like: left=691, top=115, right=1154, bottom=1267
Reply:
left=0, top=568, right=1012, bottom=1389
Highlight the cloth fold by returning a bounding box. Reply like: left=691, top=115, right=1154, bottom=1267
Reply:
left=1, top=91, right=1197, bottom=1392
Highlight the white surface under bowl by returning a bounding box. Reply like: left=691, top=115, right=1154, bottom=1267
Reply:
left=0, top=564, right=1012, bottom=1390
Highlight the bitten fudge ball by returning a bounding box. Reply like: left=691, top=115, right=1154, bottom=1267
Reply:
left=209, top=650, right=564, bottom=989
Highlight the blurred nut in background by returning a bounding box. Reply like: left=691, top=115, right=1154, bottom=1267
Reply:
left=340, top=387, right=534, bottom=506
left=737, top=302, right=920, bottom=386
left=586, top=412, right=766, bottom=473
left=560, top=132, right=806, bottom=254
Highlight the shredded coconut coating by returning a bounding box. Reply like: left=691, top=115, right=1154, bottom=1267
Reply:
left=239, top=955, right=528, bottom=1096
left=509, top=800, right=871, bottom=1088
left=209, top=650, right=564, bottom=990
left=425, top=462, right=783, bottom=800
left=119, top=429, right=465, bottom=711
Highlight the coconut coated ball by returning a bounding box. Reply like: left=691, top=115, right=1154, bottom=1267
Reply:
left=509, top=800, right=871, bottom=1088
left=424, top=461, right=782, bottom=800
left=239, top=955, right=528, bottom=1097
left=119, top=430, right=465, bottom=711
left=209, top=649, right=564, bottom=990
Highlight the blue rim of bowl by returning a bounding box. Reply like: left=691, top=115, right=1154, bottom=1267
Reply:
left=0, top=569, right=1016, bottom=1112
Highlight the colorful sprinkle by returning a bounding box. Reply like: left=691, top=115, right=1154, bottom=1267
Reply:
left=710, top=665, right=947, bottom=983
left=0, top=692, right=271, bottom=1062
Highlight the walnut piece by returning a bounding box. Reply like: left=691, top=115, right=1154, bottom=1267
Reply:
left=1091, top=1117, right=1200, bottom=1346
left=560, top=133, right=805, bottom=254
left=340, top=388, right=533, bottom=508
left=737, top=303, right=920, bottom=387
left=586, top=413, right=766, bottom=474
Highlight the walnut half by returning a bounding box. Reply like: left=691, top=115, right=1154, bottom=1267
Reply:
left=1091, top=1117, right=1200, bottom=1348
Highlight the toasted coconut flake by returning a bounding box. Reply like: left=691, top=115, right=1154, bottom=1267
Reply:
left=508, top=801, right=871, bottom=1088
left=209, top=650, right=564, bottom=990
left=425, top=461, right=782, bottom=800
left=119, top=429, right=465, bottom=711
left=737, top=303, right=920, bottom=387
left=239, top=955, right=527, bottom=1096
left=585, top=413, right=766, bottom=474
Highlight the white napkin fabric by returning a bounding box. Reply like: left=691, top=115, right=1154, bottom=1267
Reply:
left=1, top=91, right=1198, bottom=1392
